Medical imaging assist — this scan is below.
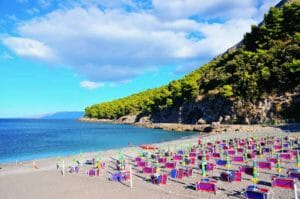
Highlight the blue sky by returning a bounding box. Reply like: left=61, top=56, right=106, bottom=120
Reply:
left=0, top=0, right=280, bottom=118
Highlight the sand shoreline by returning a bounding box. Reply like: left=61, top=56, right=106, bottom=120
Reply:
left=0, top=126, right=298, bottom=199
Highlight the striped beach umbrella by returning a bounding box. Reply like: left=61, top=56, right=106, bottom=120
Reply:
left=244, top=150, right=248, bottom=163
left=225, top=152, right=231, bottom=171
left=252, top=159, right=258, bottom=184
left=297, top=150, right=300, bottom=168
left=201, top=150, right=207, bottom=177
left=276, top=153, right=281, bottom=175
left=271, top=144, right=275, bottom=156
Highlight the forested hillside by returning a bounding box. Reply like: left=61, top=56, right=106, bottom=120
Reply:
left=85, top=2, right=300, bottom=124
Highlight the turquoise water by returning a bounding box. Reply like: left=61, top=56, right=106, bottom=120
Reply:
left=0, top=119, right=196, bottom=163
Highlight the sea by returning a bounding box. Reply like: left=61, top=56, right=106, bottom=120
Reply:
left=0, top=119, right=196, bottom=163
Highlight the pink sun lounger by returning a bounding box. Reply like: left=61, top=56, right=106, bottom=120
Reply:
left=258, top=161, right=272, bottom=170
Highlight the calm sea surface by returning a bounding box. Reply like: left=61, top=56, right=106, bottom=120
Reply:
left=0, top=119, right=196, bottom=163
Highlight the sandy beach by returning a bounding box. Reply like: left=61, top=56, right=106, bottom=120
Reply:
left=0, top=126, right=298, bottom=199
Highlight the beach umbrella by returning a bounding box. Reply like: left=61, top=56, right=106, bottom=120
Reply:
left=276, top=153, right=281, bottom=176
left=201, top=150, right=207, bottom=177
left=155, top=159, right=160, bottom=173
left=297, top=150, right=300, bottom=168
left=271, top=144, right=275, bottom=156
left=225, top=152, right=231, bottom=171
left=252, top=159, right=258, bottom=184
left=243, top=150, right=248, bottom=163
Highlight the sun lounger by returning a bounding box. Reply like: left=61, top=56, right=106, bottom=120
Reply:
left=258, top=161, right=272, bottom=170
left=287, top=168, right=300, bottom=180
left=212, top=153, right=221, bottom=159
left=215, top=159, right=227, bottom=167
left=158, top=157, right=167, bottom=163
left=189, top=152, right=197, bottom=157
left=227, top=150, right=235, bottom=155
left=272, top=177, right=296, bottom=189
left=243, top=185, right=270, bottom=199
left=143, top=167, right=156, bottom=174
left=165, top=162, right=176, bottom=169
left=195, top=179, right=217, bottom=194
left=267, top=157, right=277, bottom=164
left=173, top=155, right=183, bottom=161
left=232, top=156, right=244, bottom=163
left=239, top=166, right=253, bottom=175
left=279, top=153, right=291, bottom=160
left=137, top=161, right=147, bottom=167
left=109, top=171, right=130, bottom=182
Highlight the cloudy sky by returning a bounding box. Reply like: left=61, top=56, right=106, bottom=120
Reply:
left=0, top=0, right=280, bottom=117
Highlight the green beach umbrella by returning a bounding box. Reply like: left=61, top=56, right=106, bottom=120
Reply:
left=201, top=151, right=207, bottom=177
left=271, top=144, right=275, bottom=156
left=297, top=150, right=300, bottom=168
left=276, top=153, right=281, bottom=176
left=225, top=152, right=231, bottom=171
left=243, top=150, right=248, bottom=163
left=252, top=159, right=258, bottom=184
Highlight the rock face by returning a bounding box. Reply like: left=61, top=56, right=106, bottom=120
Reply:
left=123, top=91, right=299, bottom=126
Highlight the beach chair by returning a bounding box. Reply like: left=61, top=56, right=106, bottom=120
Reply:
left=137, top=161, right=147, bottom=167
left=220, top=171, right=232, bottom=182
left=272, top=177, right=296, bottom=189
left=158, top=157, right=167, bottom=164
left=88, top=168, right=96, bottom=177
left=243, top=185, right=270, bottom=199
left=159, top=174, right=168, bottom=185
left=189, top=152, right=197, bottom=158
left=279, top=153, right=291, bottom=161
left=195, top=180, right=217, bottom=194
left=143, top=167, right=156, bottom=174
left=177, top=169, right=184, bottom=179
left=267, top=157, right=277, bottom=164
left=109, top=171, right=130, bottom=182
left=233, top=171, right=242, bottom=182
left=190, top=158, right=196, bottom=165
left=227, top=150, right=235, bottom=155
left=232, top=156, right=244, bottom=163
left=177, top=150, right=185, bottom=155
left=165, top=162, right=176, bottom=169
left=258, top=161, right=272, bottom=170
left=274, top=145, right=281, bottom=151
left=287, top=168, right=300, bottom=180
left=239, top=166, right=253, bottom=175
left=173, top=155, right=183, bottom=161
left=247, top=152, right=255, bottom=159
left=237, top=148, right=244, bottom=153
left=215, top=159, right=227, bottom=167
left=109, top=172, right=122, bottom=181
left=170, top=169, right=177, bottom=179
left=135, top=157, right=142, bottom=162
left=212, top=153, right=221, bottom=159
left=207, top=163, right=215, bottom=175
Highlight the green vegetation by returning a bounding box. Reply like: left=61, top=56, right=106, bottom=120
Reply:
left=85, top=2, right=300, bottom=120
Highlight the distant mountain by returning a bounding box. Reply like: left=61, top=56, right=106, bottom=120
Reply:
left=41, top=111, right=84, bottom=119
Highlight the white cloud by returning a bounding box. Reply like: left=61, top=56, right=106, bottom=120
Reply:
left=80, top=80, right=104, bottom=89
left=2, top=0, right=279, bottom=80
left=2, top=37, right=56, bottom=61
left=152, top=0, right=257, bottom=19
left=3, top=37, right=55, bottom=61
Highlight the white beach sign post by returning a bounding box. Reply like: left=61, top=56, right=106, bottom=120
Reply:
left=129, top=165, right=133, bottom=188
left=62, top=160, right=65, bottom=176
